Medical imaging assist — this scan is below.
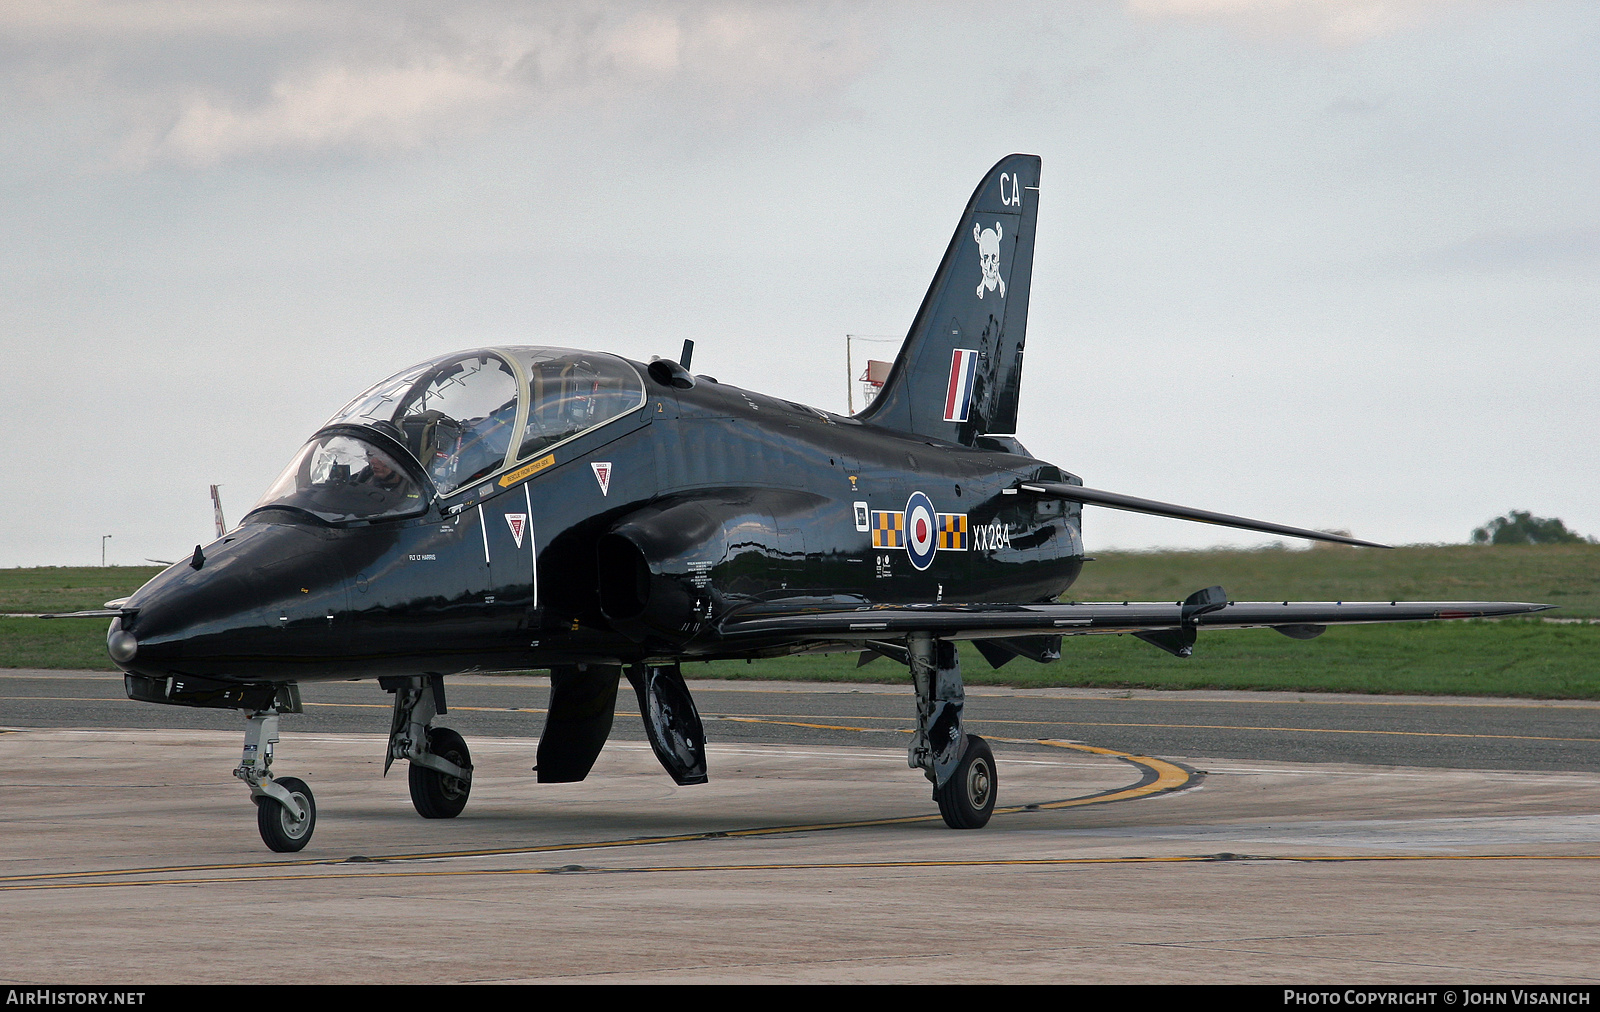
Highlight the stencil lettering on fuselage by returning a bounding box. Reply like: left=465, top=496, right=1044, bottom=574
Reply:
left=972, top=521, right=1011, bottom=552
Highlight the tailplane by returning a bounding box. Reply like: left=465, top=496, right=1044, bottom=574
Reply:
left=856, top=154, right=1040, bottom=446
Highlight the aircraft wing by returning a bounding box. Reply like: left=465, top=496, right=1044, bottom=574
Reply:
left=714, top=597, right=1552, bottom=643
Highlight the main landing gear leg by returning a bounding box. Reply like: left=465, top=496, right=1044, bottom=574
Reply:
left=382, top=674, right=474, bottom=819
left=234, top=705, right=317, bottom=852
left=907, top=632, right=996, bottom=830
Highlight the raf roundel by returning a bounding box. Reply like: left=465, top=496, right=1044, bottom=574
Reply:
left=904, top=491, right=938, bottom=571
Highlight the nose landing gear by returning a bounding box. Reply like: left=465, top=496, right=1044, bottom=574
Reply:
left=234, top=703, right=318, bottom=852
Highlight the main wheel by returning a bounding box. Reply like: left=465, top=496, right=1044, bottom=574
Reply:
left=256, top=776, right=316, bottom=852
left=934, top=735, right=997, bottom=829
left=409, top=726, right=472, bottom=819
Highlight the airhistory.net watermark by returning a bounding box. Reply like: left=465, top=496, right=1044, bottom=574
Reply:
left=5, top=994, right=145, bottom=1006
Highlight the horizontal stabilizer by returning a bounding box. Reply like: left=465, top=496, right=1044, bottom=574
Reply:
left=1016, top=481, right=1389, bottom=548
left=715, top=599, right=1553, bottom=643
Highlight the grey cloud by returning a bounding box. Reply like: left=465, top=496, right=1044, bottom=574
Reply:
left=3, top=2, right=877, bottom=169
left=1126, top=0, right=1500, bottom=43
left=1324, top=94, right=1387, bottom=116
left=1430, top=226, right=1600, bottom=271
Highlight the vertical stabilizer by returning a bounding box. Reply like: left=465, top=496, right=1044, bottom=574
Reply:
left=856, top=154, right=1040, bottom=445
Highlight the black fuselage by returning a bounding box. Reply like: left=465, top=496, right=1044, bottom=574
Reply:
left=115, top=360, right=1084, bottom=688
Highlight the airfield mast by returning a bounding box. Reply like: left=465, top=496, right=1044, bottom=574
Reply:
left=845, top=334, right=897, bottom=414
left=210, top=485, right=226, bottom=538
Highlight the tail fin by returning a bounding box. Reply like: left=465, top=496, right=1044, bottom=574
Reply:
left=856, top=154, right=1040, bottom=446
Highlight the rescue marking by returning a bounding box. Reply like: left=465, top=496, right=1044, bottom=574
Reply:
left=504, top=513, right=527, bottom=549
left=499, top=454, right=555, bottom=487
left=591, top=461, right=612, bottom=496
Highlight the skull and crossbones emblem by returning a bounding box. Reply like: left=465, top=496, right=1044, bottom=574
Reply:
left=974, top=221, right=1005, bottom=299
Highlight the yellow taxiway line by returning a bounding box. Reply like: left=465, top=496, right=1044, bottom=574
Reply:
left=6, top=853, right=1599, bottom=893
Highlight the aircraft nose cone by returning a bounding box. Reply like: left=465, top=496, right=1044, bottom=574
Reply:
left=115, top=521, right=354, bottom=681
left=107, top=619, right=138, bottom=664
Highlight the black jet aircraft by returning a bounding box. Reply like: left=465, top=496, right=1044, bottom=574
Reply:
left=99, top=155, right=1548, bottom=852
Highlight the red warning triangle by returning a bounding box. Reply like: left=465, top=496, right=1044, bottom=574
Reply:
left=504, top=513, right=527, bottom=548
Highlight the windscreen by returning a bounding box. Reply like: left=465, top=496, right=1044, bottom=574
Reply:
left=252, top=434, right=426, bottom=524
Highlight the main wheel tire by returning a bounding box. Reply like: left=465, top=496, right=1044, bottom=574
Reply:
left=256, top=776, right=316, bottom=852
left=934, top=735, right=997, bottom=830
left=409, top=726, right=472, bottom=819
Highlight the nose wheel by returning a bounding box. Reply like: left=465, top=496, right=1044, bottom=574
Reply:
left=256, top=776, right=317, bottom=852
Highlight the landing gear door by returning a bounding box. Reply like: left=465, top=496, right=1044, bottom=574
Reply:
left=626, top=665, right=708, bottom=786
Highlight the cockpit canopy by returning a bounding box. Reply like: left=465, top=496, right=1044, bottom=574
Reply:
left=250, top=347, right=645, bottom=523
left=253, top=433, right=426, bottom=524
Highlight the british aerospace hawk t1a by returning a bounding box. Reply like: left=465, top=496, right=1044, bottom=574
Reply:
left=100, top=155, right=1547, bottom=851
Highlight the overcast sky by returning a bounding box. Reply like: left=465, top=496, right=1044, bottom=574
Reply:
left=2, top=0, right=1596, bottom=567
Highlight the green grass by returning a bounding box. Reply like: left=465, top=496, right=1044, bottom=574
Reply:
left=1066, top=543, right=1600, bottom=618
left=0, top=566, right=163, bottom=614
left=683, top=620, right=1600, bottom=699
left=0, top=617, right=117, bottom=670
left=4, top=550, right=1596, bottom=699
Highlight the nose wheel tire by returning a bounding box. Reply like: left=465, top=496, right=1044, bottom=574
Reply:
left=256, top=776, right=317, bottom=852
left=410, top=727, right=472, bottom=819
left=935, top=734, right=996, bottom=830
